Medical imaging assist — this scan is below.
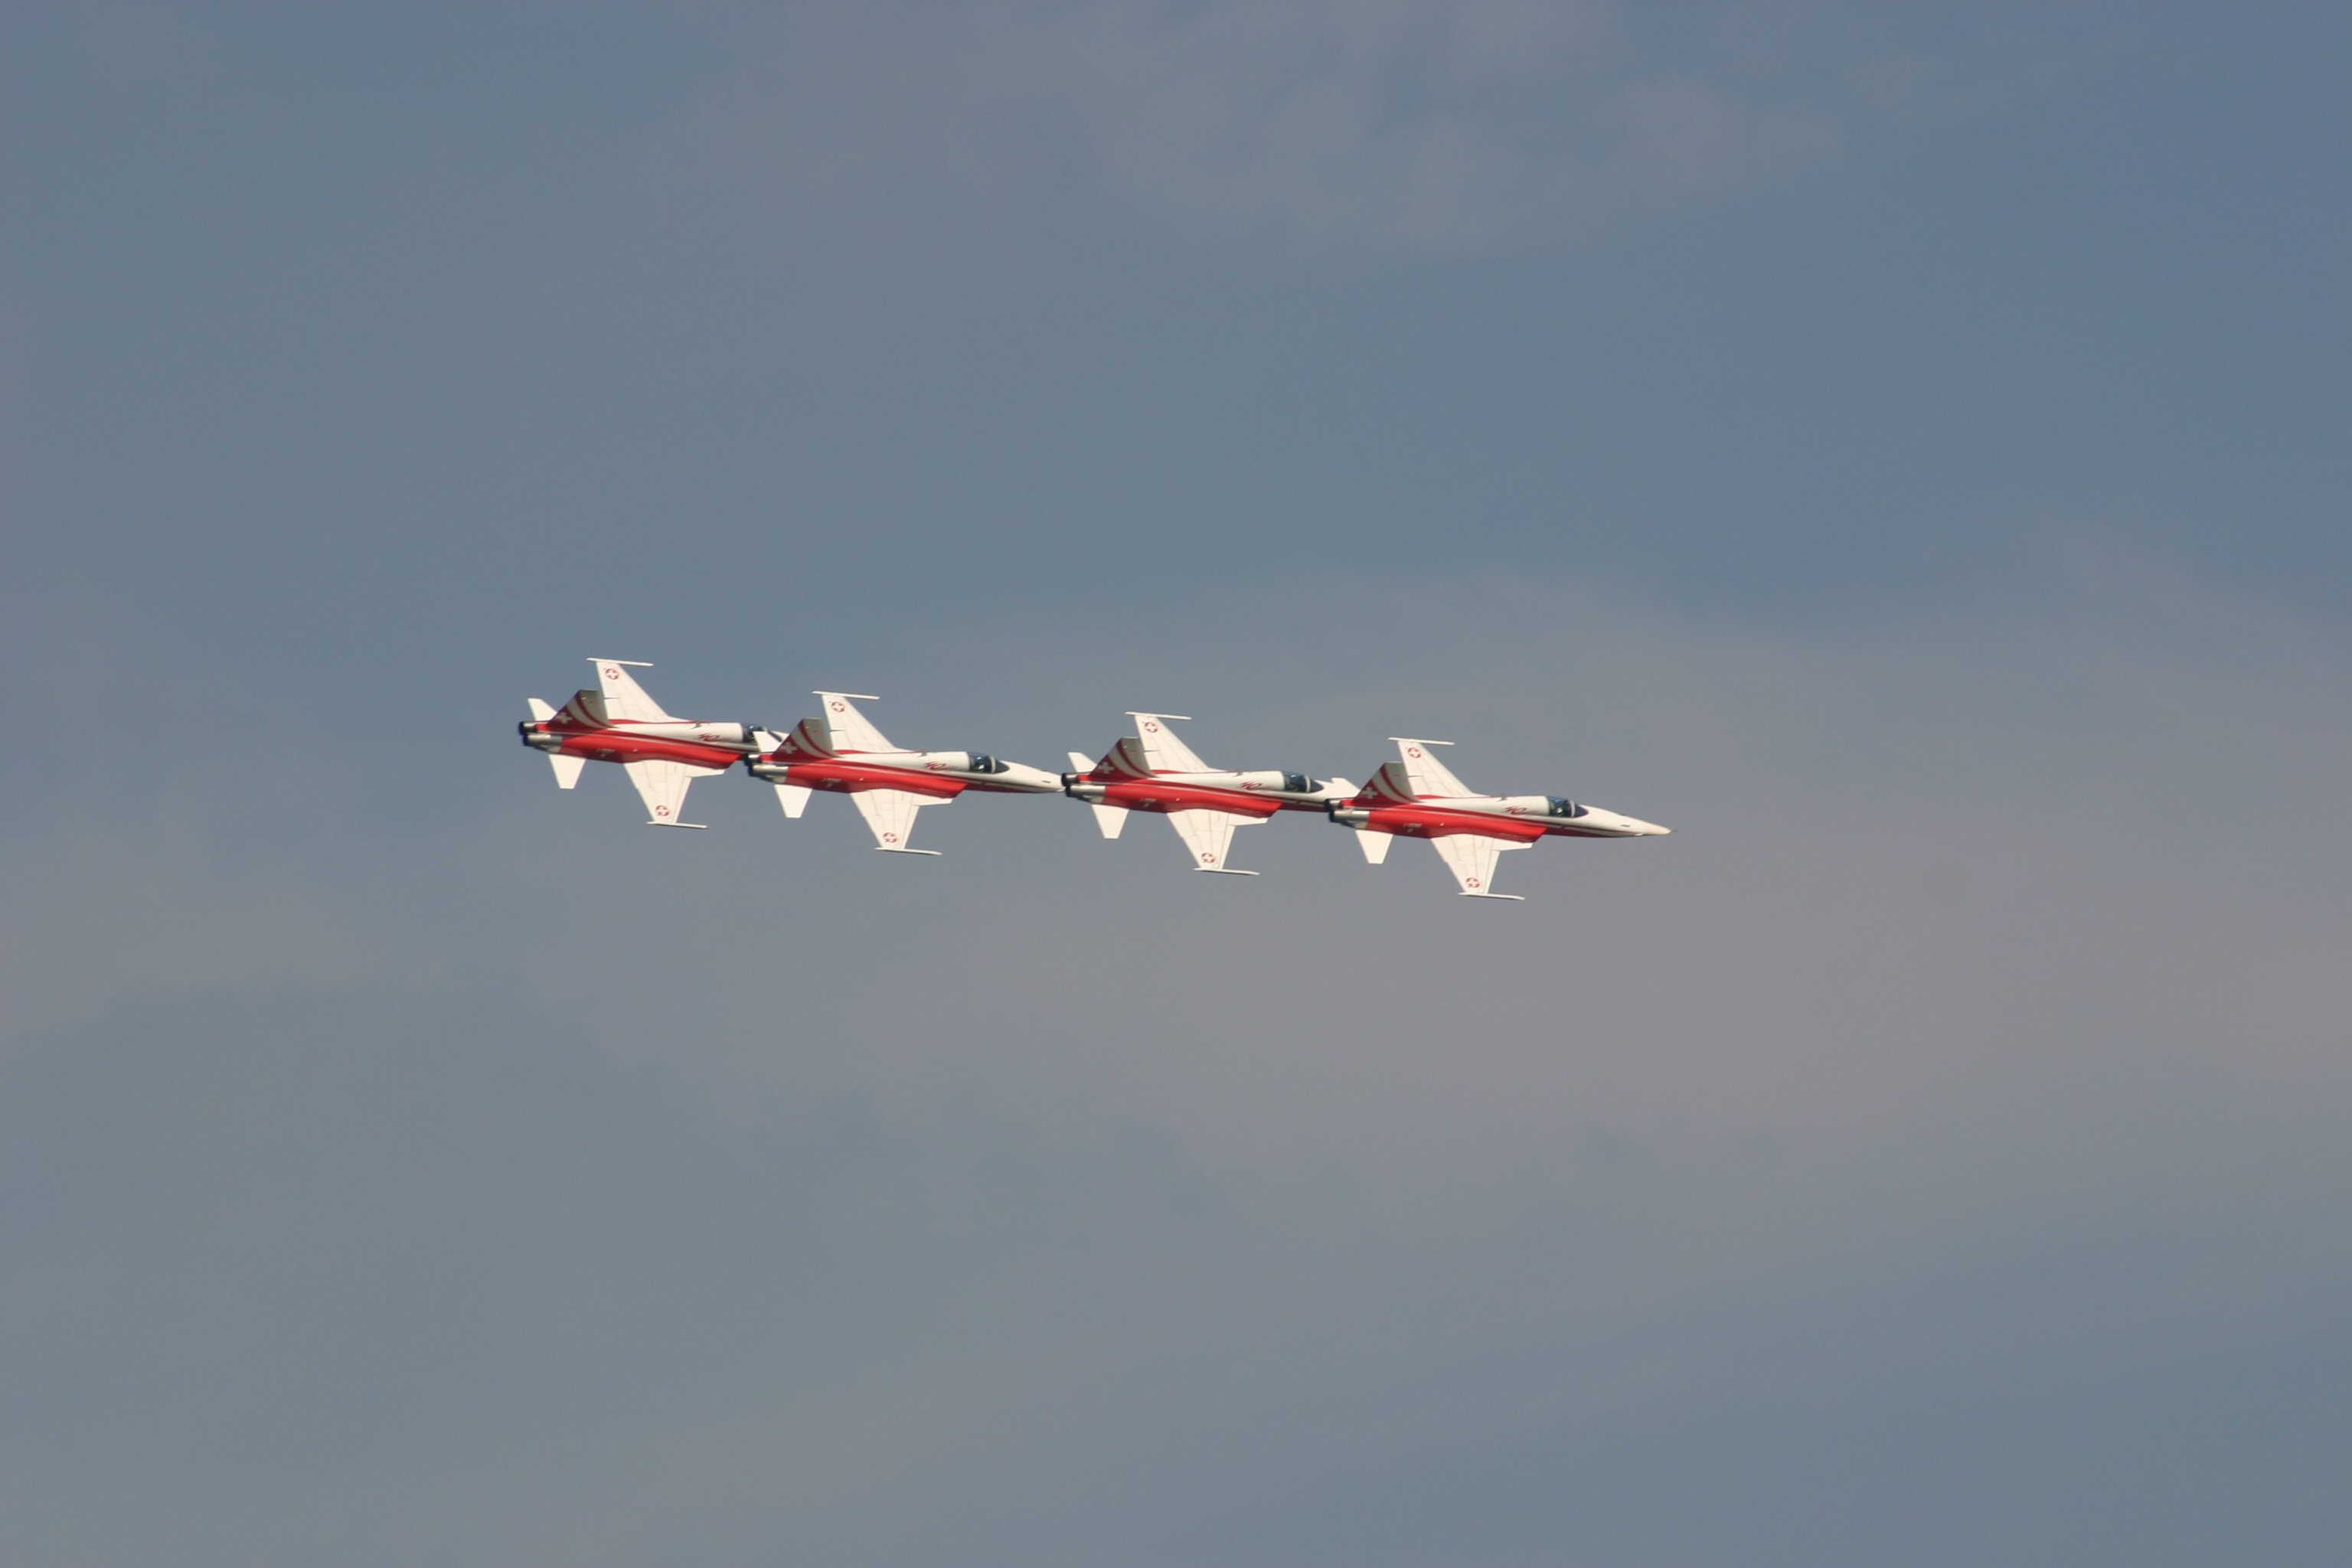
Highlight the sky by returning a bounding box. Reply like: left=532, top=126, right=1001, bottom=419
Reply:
left=2, top=3, right=2349, bottom=1564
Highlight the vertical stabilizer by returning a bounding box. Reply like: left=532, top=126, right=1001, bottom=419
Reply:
left=557, top=688, right=608, bottom=727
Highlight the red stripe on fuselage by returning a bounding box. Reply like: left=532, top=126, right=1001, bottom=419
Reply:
left=1361, top=805, right=1548, bottom=843
left=775, top=760, right=968, bottom=799
left=554, top=733, right=743, bottom=769
left=1094, top=779, right=1286, bottom=818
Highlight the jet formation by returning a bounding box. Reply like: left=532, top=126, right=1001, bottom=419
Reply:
left=520, top=658, right=1668, bottom=900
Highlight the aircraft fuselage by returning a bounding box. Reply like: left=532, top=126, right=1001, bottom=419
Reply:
left=519, top=717, right=753, bottom=772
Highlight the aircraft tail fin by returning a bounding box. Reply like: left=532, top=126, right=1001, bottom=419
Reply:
left=556, top=688, right=608, bottom=727
left=1361, top=760, right=1417, bottom=805
left=590, top=658, right=675, bottom=723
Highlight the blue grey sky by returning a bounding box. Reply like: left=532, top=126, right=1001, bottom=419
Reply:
left=4, top=5, right=2349, bottom=1565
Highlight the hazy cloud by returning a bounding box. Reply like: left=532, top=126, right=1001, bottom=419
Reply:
left=643, top=0, right=1862, bottom=253
left=7, top=559, right=2349, bottom=1563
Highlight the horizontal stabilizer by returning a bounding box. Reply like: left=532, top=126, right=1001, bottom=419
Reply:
left=1070, top=750, right=1127, bottom=837
left=772, top=782, right=812, bottom=818
left=1354, top=828, right=1391, bottom=864
left=526, top=698, right=586, bottom=789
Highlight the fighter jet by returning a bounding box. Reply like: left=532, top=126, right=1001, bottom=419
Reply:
left=745, top=692, right=1062, bottom=854
left=518, top=658, right=760, bottom=828
left=1063, top=714, right=1354, bottom=875
left=1327, top=738, right=1668, bottom=900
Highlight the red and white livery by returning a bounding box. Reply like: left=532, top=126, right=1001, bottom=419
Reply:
left=1328, top=738, right=1668, bottom=900
left=1062, top=714, right=1354, bottom=876
left=746, top=692, right=1062, bottom=854
left=518, top=658, right=758, bottom=828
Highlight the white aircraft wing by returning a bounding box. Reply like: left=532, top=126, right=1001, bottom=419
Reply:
left=622, top=759, right=721, bottom=828
left=1167, top=808, right=1263, bottom=875
left=1393, top=738, right=1472, bottom=799
left=1430, top=831, right=1528, bottom=899
left=1129, top=714, right=1210, bottom=773
left=592, top=659, right=675, bottom=724
left=814, top=693, right=894, bottom=755
left=851, top=787, right=944, bottom=854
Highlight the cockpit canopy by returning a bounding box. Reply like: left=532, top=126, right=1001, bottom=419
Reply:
left=967, top=754, right=1011, bottom=775
left=1547, top=796, right=1586, bottom=818
left=1282, top=773, right=1322, bottom=794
